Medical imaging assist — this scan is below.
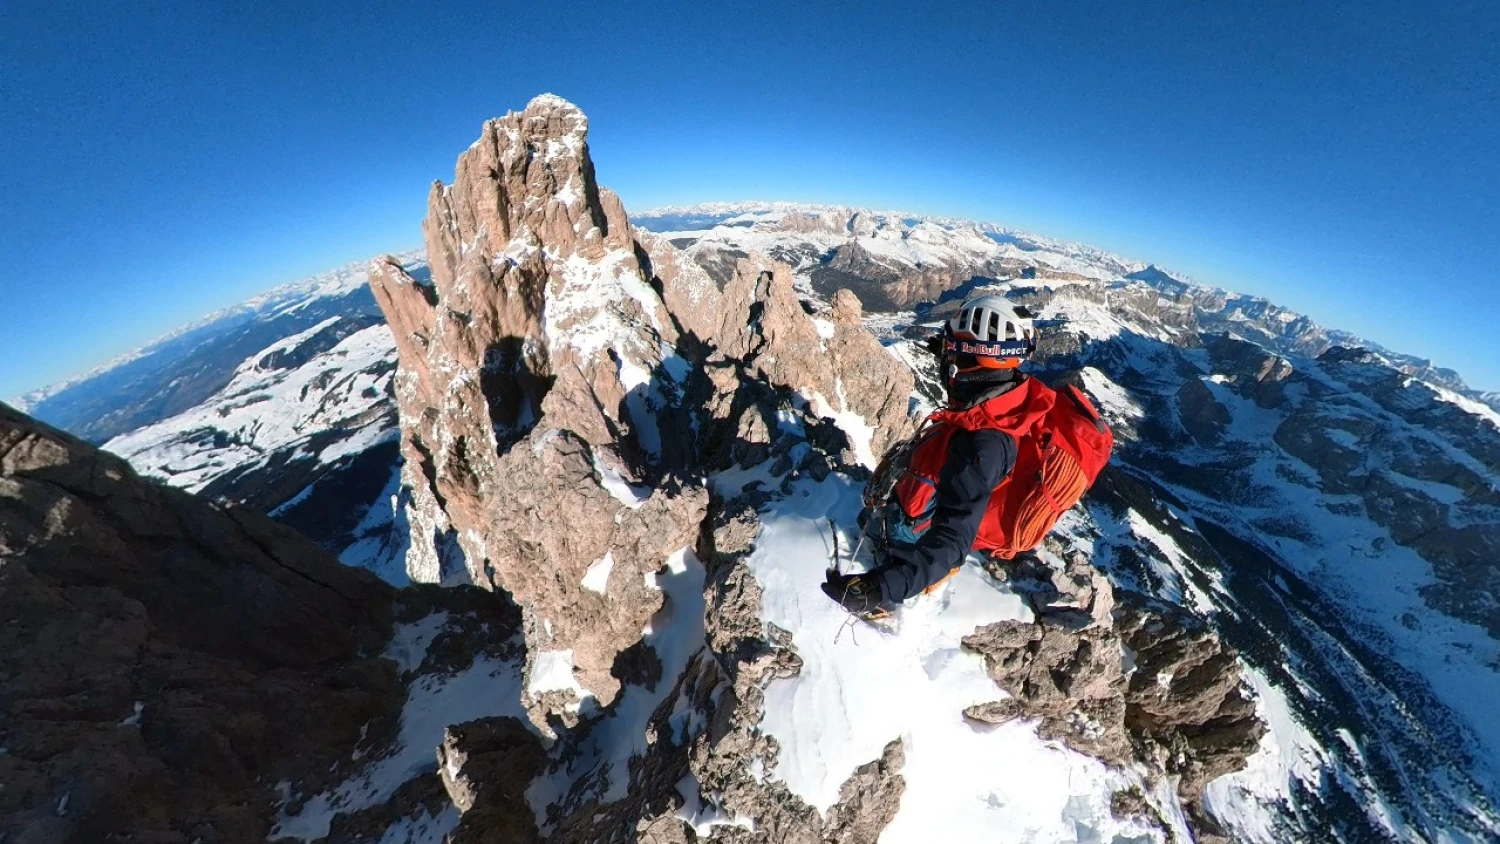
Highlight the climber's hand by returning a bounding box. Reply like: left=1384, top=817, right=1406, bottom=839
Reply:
left=821, top=570, right=891, bottom=620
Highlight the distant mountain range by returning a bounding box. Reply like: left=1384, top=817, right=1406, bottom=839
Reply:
left=12, top=191, right=1500, bottom=842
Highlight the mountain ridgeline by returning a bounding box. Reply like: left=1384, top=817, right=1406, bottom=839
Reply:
left=6, top=96, right=1499, bottom=843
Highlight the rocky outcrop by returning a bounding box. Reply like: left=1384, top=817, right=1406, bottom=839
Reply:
left=963, top=550, right=1264, bottom=842
left=438, top=717, right=548, bottom=843
left=1176, top=376, right=1231, bottom=444
left=1206, top=334, right=1293, bottom=408
left=369, top=96, right=709, bottom=716
left=702, top=259, right=915, bottom=467
left=368, top=95, right=914, bottom=725
left=0, top=402, right=400, bottom=842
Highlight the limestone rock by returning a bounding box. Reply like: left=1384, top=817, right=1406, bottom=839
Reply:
left=1177, top=376, right=1231, bottom=444
left=962, top=571, right=1265, bottom=838
left=0, top=401, right=399, bottom=842
left=1206, top=334, right=1292, bottom=408
left=439, top=716, right=548, bottom=843
left=368, top=96, right=711, bottom=716
left=706, top=257, right=914, bottom=467
left=368, top=96, right=916, bottom=724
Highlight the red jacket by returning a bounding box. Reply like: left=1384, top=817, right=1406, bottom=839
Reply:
left=894, top=377, right=1058, bottom=554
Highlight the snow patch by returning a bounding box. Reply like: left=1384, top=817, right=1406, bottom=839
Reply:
left=675, top=772, right=756, bottom=836
left=807, top=388, right=878, bottom=469
left=1203, top=665, right=1332, bottom=842
left=581, top=552, right=615, bottom=594
left=385, top=612, right=451, bottom=675
left=592, top=451, right=651, bottom=509
left=530, top=650, right=590, bottom=701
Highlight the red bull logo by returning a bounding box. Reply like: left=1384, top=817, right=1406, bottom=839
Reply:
left=943, top=337, right=1033, bottom=358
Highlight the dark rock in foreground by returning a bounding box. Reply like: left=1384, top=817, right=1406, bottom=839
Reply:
left=0, top=401, right=403, bottom=842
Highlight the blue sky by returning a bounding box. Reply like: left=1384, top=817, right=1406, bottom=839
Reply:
left=2, top=0, right=1497, bottom=400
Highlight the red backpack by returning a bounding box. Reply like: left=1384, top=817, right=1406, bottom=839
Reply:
left=882, top=379, right=1114, bottom=560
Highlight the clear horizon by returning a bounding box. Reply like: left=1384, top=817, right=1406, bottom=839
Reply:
left=3, top=0, right=1497, bottom=399
left=7, top=193, right=1470, bottom=402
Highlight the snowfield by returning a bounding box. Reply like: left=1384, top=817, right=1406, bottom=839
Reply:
left=740, top=468, right=1181, bottom=843
left=103, top=321, right=397, bottom=493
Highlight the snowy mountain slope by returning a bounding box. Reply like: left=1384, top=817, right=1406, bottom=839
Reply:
left=728, top=471, right=1194, bottom=843
left=638, top=203, right=1500, bottom=412
left=98, top=315, right=412, bottom=582
left=633, top=204, right=1140, bottom=313
left=999, top=283, right=1500, bottom=840
left=104, top=319, right=395, bottom=494
left=19, top=252, right=422, bottom=443
left=885, top=317, right=1497, bottom=842
left=22, top=179, right=1500, bottom=841
left=639, top=202, right=1144, bottom=280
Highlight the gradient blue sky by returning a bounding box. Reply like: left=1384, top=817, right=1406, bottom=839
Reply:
left=2, top=0, right=1497, bottom=400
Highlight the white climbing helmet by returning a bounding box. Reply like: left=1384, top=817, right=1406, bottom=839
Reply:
left=944, top=294, right=1037, bottom=369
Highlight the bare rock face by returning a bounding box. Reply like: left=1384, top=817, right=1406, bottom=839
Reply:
left=638, top=230, right=725, bottom=343
left=962, top=554, right=1264, bottom=841
left=1206, top=333, right=1292, bottom=408
left=494, top=432, right=706, bottom=714
left=705, top=257, right=915, bottom=466
left=369, top=96, right=915, bottom=724
left=438, top=716, right=548, bottom=843
left=0, top=402, right=400, bottom=842
left=1177, top=376, right=1231, bottom=444
left=369, top=96, right=707, bottom=716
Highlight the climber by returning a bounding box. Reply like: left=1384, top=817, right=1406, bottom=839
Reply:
left=822, top=294, right=1114, bottom=622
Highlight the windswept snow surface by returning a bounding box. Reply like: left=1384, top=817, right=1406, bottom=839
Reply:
left=676, top=772, right=757, bottom=835
left=373, top=807, right=459, bottom=844
left=806, top=389, right=879, bottom=469
left=529, top=650, right=591, bottom=701
left=747, top=472, right=1166, bottom=843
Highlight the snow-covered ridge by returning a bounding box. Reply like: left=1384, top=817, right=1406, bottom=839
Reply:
left=636, top=202, right=1499, bottom=410
left=19, top=252, right=425, bottom=445
left=636, top=200, right=1152, bottom=278
left=103, top=321, right=398, bottom=494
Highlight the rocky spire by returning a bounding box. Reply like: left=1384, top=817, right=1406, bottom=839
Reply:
left=368, top=96, right=917, bottom=725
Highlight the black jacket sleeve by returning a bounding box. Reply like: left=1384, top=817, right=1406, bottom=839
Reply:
left=873, top=428, right=1017, bottom=602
